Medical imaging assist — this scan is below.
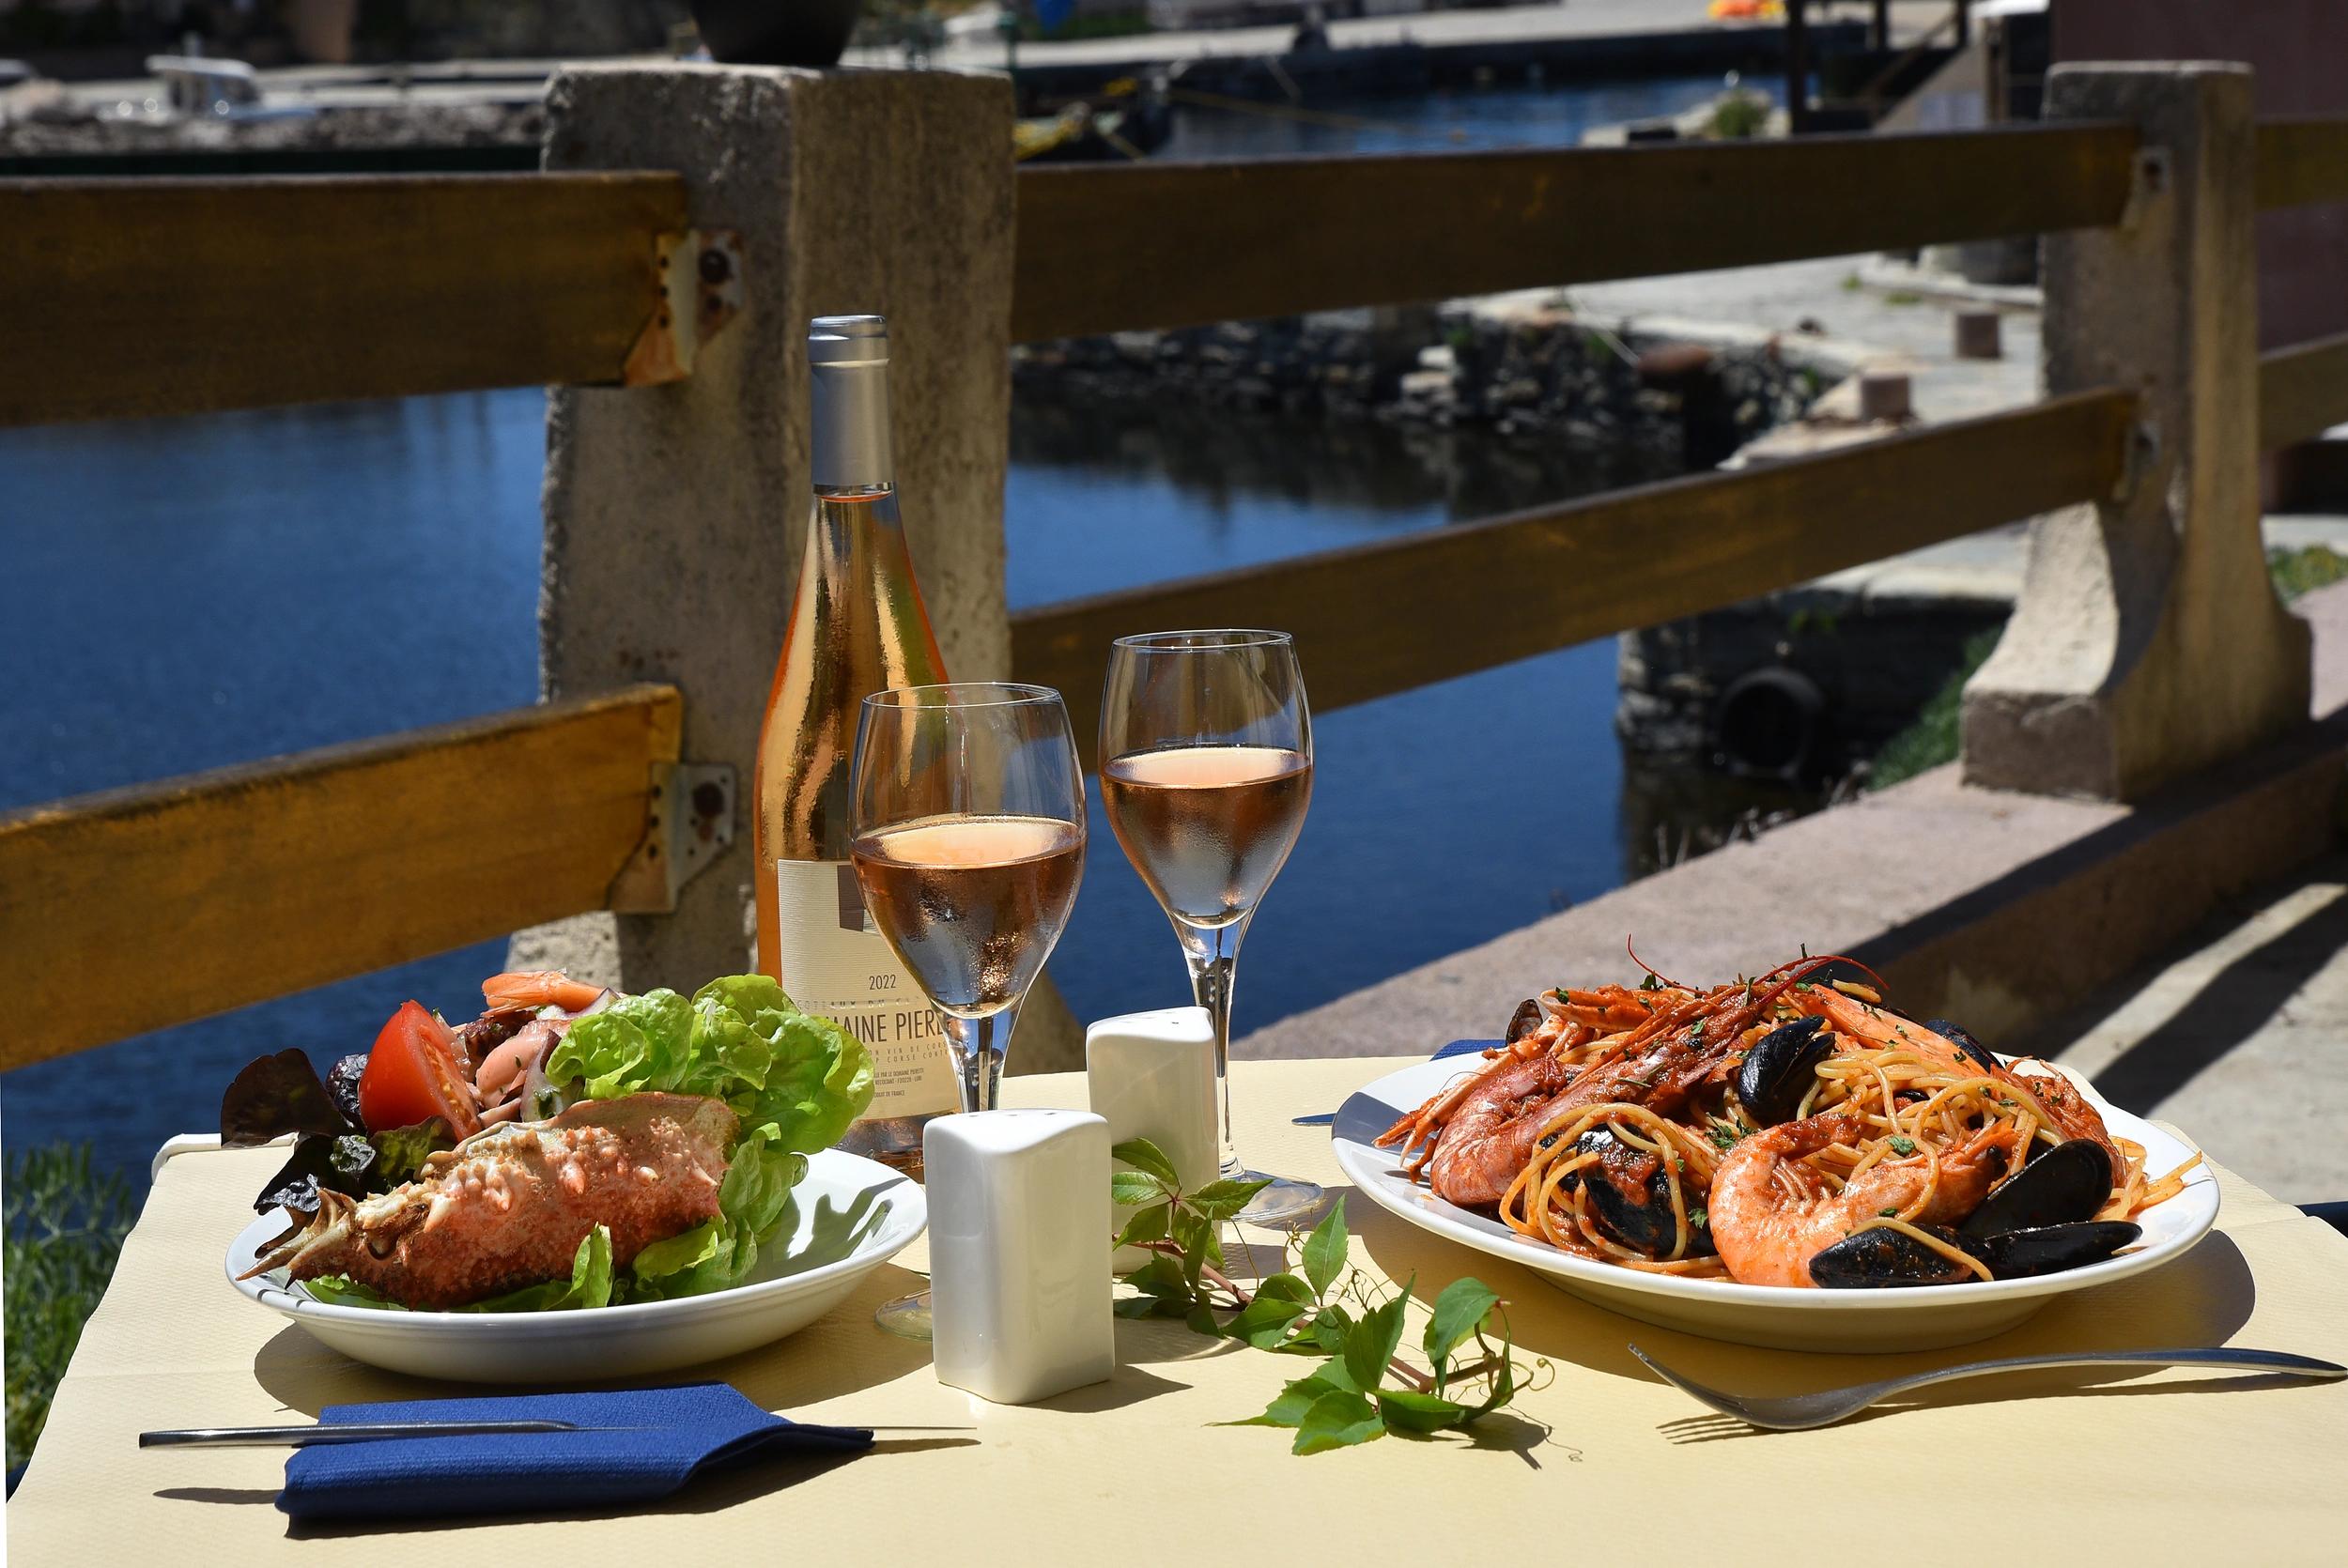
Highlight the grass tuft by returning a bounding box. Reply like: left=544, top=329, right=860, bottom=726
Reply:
left=2267, top=543, right=2348, bottom=602
left=1865, top=626, right=2001, bottom=792
left=6, top=1145, right=135, bottom=1472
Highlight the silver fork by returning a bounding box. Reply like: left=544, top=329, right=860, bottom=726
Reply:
left=1630, top=1343, right=2346, bottom=1431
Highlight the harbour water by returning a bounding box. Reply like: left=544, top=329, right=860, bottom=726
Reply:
left=1, top=76, right=1796, bottom=1182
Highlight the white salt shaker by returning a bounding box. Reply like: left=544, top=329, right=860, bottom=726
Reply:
left=1087, top=1007, right=1219, bottom=1269
left=923, top=1108, right=1116, bottom=1406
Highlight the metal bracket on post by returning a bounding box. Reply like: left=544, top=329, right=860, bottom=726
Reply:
left=2120, top=147, right=2170, bottom=231
left=623, top=229, right=746, bottom=387
left=607, top=761, right=736, bottom=915
left=2117, top=416, right=2161, bottom=504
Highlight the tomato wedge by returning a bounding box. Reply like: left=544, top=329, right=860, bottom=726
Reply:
left=358, top=1001, right=482, bottom=1136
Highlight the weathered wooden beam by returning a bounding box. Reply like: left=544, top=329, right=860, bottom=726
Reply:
left=2254, top=116, right=2348, bottom=210
left=2260, top=331, right=2348, bottom=450
left=0, top=172, right=686, bottom=425
left=0, top=685, right=680, bottom=1065
left=1011, top=124, right=2139, bottom=340
left=1013, top=389, right=2136, bottom=759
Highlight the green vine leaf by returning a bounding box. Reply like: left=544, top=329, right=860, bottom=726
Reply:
left=1111, top=1138, right=1179, bottom=1186
left=1111, top=1171, right=1170, bottom=1207
left=1375, top=1388, right=1470, bottom=1434
left=1423, top=1277, right=1501, bottom=1385
left=1106, top=1160, right=1528, bottom=1454
left=1301, top=1196, right=1349, bottom=1297
left=1308, top=1303, right=1354, bottom=1354
left=1253, top=1271, right=1316, bottom=1305
left=1292, top=1389, right=1385, bottom=1454
left=1343, top=1287, right=1411, bottom=1392
left=1238, top=1361, right=1351, bottom=1430
left=1187, top=1176, right=1272, bottom=1221
left=1223, top=1293, right=1312, bottom=1348
left=1111, top=1204, right=1169, bottom=1250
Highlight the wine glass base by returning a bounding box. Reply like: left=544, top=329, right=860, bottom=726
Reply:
left=1231, top=1171, right=1326, bottom=1227
left=873, top=1288, right=934, bottom=1341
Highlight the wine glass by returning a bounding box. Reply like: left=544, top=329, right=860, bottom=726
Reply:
left=1098, top=630, right=1322, bottom=1226
left=851, top=682, right=1087, bottom=1338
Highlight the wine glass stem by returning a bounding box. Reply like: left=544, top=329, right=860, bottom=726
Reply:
left=944, top=1003, right=1018, bottom=1115
left=1177, top=913, right=1250, bottom=1177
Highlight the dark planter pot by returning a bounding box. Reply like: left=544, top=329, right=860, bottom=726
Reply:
left=690, top=0, right=862, bottom=67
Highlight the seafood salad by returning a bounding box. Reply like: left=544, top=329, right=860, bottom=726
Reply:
left=1379, top=953, right=2201, bottom=1289
left=223, top=971, right=873, bottom=1311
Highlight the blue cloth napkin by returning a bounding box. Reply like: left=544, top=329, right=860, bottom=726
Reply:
left=281, top=1383, right=872, bottom=1524
left=1434, top=1038, right=1503, bottom=1060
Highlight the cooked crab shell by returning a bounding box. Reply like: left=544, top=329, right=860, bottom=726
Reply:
left=246, top=1092, right=737, bottom=1310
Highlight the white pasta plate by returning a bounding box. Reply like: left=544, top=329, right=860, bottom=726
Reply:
left=226, top=1147, right=925, bottom=1382
left=1331, top=1054, right=2219, bottom=1353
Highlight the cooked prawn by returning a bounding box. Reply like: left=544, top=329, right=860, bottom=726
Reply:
left=1707, top=1112, right=2015, bottom=1287
left=481, top=970, right=609, bottom=1014
left=1418, top=1052, right=1576, bottom=1207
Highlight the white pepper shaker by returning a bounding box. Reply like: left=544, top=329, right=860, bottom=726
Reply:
left=923, top=1108, right=1115, bottom=1406
left=1086, top=1006, right=1218, bottom=1269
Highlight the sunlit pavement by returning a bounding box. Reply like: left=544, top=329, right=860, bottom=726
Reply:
left=2041, top=858, right=2348, bottom=1206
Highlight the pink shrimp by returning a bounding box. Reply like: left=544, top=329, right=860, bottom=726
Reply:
left=481, top=970, right=609, bottom=1014
left=1707, top=1113, right=2014, bottom=1287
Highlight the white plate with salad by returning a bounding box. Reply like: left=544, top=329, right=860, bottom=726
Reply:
left=219, top=969, right=926, bottom=1382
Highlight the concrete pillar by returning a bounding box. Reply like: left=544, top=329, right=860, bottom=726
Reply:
left=513, top=65, right=1084, bottom=1068
left=1961, top=64, right=2309, bottom=800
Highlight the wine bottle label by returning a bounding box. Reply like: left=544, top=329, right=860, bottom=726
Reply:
left=771, top=859, right=959, bottom=1118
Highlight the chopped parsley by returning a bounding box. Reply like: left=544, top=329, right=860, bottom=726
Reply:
left=1638, top=972, right=1662, bottom=992
left=1686, top=1206, right=1708, bottom=1230
left=1707, top=1123, right=1744, bottom=1150
left=1889, top=1134, right=1918, bottom=1156
left=1878, top=1207, right=1900, bottom=1218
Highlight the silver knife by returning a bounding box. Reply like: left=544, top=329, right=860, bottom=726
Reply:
left=142, top=1420, right=969, bottom=1448
left=143, top=1420, right=586, bottom=1448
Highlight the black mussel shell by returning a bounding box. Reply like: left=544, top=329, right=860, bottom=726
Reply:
left=1506, top=997, right=1545, bottom=1044
left=1923, top=1018, right=2002, bottom=1077
left=1735, top=1015, right=1831, bottom=1126
left=1973, top=1221, right=2139, bottom=1278
left=1809, top=1223, right=1990, bottom=1288
left=1959, top=1139, right=2115, bottom=1237
left=1568, top=1130, right=1711, bottom=1256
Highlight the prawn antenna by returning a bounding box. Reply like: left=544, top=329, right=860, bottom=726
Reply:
left=1751, top=952, right=1891, bottom=1008
left=1625, top=936, right=1688, bottom=992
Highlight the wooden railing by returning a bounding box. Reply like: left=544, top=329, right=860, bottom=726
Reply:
left=4, top=97, right=2347, bottom=1067
left=1, top=688, right=680, bottom=1064
left=1018, top=391, right=2137, bottom=751
left=3, top=173, right=685, bottom=424
left=1009, top=125, right=2139, bottom=340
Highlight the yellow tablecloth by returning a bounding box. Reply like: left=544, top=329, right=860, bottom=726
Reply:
left=14, top=1058, right=2348, bottom=1561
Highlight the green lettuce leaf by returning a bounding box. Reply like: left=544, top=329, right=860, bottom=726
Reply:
left=370, top=1118, right=454, bottom=1185
left=544, top=974, right=873, bottom=1304
left=618, top=1131, right=809, bottom=1301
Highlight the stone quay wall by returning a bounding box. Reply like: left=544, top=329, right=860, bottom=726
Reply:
left=1012, top=302, right=1822, bottom=471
